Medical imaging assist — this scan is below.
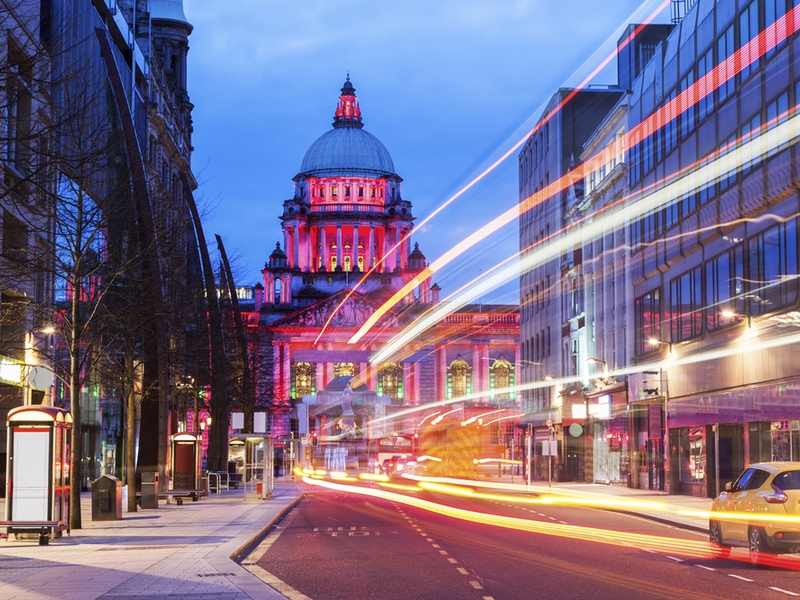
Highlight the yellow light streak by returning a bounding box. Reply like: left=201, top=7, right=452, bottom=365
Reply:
left=301, top=476, right=719, bottom=559
left=376, top=481, right=421, bottom=492
left=359, top=472, right=389, bottom=482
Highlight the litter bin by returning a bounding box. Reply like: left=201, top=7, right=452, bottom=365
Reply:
left=92, top=475, right=122, bottom=521
left=141, top=471, right=159, bottom=509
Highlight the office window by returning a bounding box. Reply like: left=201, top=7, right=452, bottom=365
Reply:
left=680, top=72, right=696, bottom=139
left=748, top=218, right=799, bottom=315
left=669, top=267, right=703, bottom=342
left=697, top=49, right=714, bottom=122
left=765, top=0, right=789, bottom=60
left=741, top=113, right=762, bottom=174
left=706, top=245, right=745, bottom=331
left=739, top=1, right=759, bottom=82
left=717, top=25, right=735, bottom=104
left=664, top=90, right=678, bottom=155
left=634, top=289, right=661, bottom=355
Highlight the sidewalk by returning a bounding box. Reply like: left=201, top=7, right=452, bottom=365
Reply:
left=0, top=480, right=304, bottom=600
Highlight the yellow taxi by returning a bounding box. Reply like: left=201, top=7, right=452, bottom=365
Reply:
left=710, top=462, right=800, bottom=565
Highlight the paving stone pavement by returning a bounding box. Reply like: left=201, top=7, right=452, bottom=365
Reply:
left=0, top=481, right=303, bottom=600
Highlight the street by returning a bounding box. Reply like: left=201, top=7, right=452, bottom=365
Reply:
left=249, top=488, right=800, bottom=600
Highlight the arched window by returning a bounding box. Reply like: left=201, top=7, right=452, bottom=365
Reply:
left=447, top=357, right=472, bottom=399
left=489, top=358, right=515, bottom=400
left=334, top=362, right=355, bottom=378
left=293, top=362, right=314, bottom=399
left=344, top=255, right=351, bottom=271
left=378, top=363, right=403, bottom=400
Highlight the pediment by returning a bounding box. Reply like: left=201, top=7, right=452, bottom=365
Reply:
left=269, top=289, right=400, bottom=330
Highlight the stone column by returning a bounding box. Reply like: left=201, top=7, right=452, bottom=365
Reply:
left=482, top=345, right=490, bottom=397
left=273, top=341, right=282, bottom=400
left=514, top=344, right=521, bottom=406
left=403, top=362, right=412, bottom=405
left=282, top=343, right=291, bottom=402
left=316, top=362, right=324, bottom=394
left=436, top=345, right=447, bottom=401
left=326, top=362, right=334, bottom=384
left=414, top=362, right=421, bottom=404
left=321, top=226, right=327, bottom=271
left=472, top=345, right=481, bottom=400
left=368, top=226, right=375, bottom=269
left=353, top=225, right=359, bottom=271
left=293, top=226, right=299, bottom=268
left=336, top=226, right=342, bottom=269
left=368, top=358, right=377, bottom=391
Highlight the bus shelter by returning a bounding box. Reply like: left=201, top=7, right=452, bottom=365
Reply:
left=230, top=435, right=273, bottom=500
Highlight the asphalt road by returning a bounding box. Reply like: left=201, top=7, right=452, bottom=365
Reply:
left=249, top=487, right=800, bottom=599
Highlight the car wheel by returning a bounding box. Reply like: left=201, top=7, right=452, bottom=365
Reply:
left=709, top=520, right=731, bottom=559
left=749, top=526, right=768, bottom=567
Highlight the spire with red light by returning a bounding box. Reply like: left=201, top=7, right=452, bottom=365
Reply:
left=333, top=73, right=363, bottom=128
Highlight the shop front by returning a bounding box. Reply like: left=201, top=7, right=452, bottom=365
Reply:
left=667, top=382, right=800, bottom=497
left=586, top=388, right=629, bottom=486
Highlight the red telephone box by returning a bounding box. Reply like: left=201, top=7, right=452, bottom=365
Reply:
left=170, top=433, right=201, bottom=493
left=5, top=406, right=72, bottom=537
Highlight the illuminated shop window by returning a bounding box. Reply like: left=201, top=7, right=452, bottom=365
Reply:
left=334, top=362, right=355, bottom=377
left=447, top=357, right=472, bottom=399
left=377, top=363, right=403, bottom=399
left=357, top=256, right=364, bottom=271
left=344, top=255, right=351, bottom=271
left=331, top=256, right=337, bottom=271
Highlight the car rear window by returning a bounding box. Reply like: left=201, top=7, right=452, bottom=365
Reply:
left=773, top=470, right=800, bottom=490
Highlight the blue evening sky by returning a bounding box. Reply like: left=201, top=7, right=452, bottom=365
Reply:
left=186, top=0, right=668, bottom=303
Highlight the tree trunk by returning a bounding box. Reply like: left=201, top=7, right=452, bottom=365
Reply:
left=68, top=316, right=82, bottom=530
left=126, top=348, right=137, bottom=512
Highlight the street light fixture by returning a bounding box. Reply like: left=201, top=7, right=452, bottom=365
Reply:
left=647, top=338, right=674, bottom=354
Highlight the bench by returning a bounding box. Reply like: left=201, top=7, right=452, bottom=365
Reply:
left=0, top=520, right=68, bottom=545
left=135, top=490, right=203, bottom=506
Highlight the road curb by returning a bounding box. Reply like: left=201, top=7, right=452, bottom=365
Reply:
left=229, top=493, right=306, bottom=563
left=613, top=509, right=708, bottom=535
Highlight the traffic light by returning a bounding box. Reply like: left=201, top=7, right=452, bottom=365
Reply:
left=311, top=431, right=318, bottom=447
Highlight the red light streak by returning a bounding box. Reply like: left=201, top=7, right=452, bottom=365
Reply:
left=352, top=5, right=800, bottom=348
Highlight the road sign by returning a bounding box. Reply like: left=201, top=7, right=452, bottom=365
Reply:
left=545, top=419, right=553, bottom=427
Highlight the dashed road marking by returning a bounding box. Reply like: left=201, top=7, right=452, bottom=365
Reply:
left=439, top=550, right=448, bottom=555
left=456, top=567, right=470, bottom=575
left=426, top=538, right=433, bottom=542
left=448, top=558, right=458, bottom=563
left=559, top=521, right=568, bottom=524
left=469, top=581, right=483, bottom=589
left=666, top=556, right=683, bottom=562
left=548, top=517, right=557, bottom=521
left=695, top=565, right=715, bottom=572
left=642, top=549, right=656, bottom=554
left=728, top=574, right=753, bottom=582
left=770, top=588, right=800, bottom=597
left=432, top=544, right=440, bottom=548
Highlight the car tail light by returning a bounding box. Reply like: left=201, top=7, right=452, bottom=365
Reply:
left=765, top=484, right=789, bottom=504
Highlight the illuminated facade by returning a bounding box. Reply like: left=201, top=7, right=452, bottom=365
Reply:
left=521, top=0, right=800, bottom=496
left=253, top=79, right=519, bottom=462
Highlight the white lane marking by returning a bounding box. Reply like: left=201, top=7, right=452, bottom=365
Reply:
left=483, top=597, right=495, bottom=600
left=695, top=565, right=715, bottom=572
left=548, top=517, right=557, bottom=521
left=432, top=544, right=440, bottom=548
left=447, top=558, right=458, bottom=563
left=770, top=587, right=800, bottom=597
left=559, top=521, right=568, bottom=524
left=456, top=567, right=470, bottom=575
left=728, top=575, right=753, bottom=582
left=642, top=549, right=656, bottom=554
left=666, top=556, right=683, bottom=562
left=440, top=551, right=449, bottom=555
left=426, top=538, right=433, bottom=542
left=469, top=581, right=484, bottom=589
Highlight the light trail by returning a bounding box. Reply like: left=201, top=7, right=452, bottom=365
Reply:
left=369, top=104, right=800, bottom=365
left=317, top=0, right=670, bottom=347
left=353, top=5, right=800, bottom=349
left=302, top=475, right=722, bottom=561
